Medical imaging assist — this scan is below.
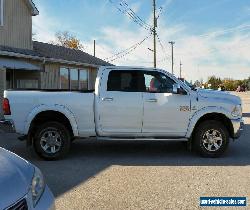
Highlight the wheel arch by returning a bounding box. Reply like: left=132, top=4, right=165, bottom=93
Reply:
left=25, top=105, right=79, bottom=140
left=186, top=107, right=234, bottom=139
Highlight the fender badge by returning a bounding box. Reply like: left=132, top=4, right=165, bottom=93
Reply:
left=180, top=106, right=190, bottom=112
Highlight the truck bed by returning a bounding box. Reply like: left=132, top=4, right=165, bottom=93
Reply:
left=4, top=90, right=96, bottom=137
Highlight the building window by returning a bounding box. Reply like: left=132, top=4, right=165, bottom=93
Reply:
left=0, top=0, right=3, bottom=26
left=17, top=79, right=39, bottom=89
left=60, top=67, right=88, bottom=90
left=70, top=69, right=79, bottom=90
left=79, top=69, right=88, bottom=90
left=60, top=68, right=69, bottom=89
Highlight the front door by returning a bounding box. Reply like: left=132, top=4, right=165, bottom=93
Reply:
left=142, top=71, right=191, bottom=137
left=97, top=70, right=144, bottom=136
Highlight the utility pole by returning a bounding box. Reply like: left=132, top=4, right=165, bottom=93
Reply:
left=169, top=41, right=175, bottom=74
left=153, top=0, right=157, bottom=68
left=93, top=40, right=96, bottom=57
left=179, top=61, right=182, bottom=78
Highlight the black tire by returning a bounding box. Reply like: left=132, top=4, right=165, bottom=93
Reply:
left=193, top=120, right=229, bottom=158
left=33, top=121, right=71, bottom=160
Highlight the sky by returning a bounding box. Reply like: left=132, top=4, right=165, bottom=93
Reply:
left=32, top=0, right=250, bottom=82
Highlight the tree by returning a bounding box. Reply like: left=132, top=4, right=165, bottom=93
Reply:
left=52, top=31, right=84, bottom=50
left=222, top=79, right=237, bottom=91
left=207, top=76, right=222, bottom=90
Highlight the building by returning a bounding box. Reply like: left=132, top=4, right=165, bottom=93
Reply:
left=0, top=0, right=111, bottom=117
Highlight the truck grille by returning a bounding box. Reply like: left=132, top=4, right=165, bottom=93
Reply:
left=7, top=198, right=28, bottom=210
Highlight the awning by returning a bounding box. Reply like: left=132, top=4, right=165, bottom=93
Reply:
left=0, top=58, right=41, bottom=71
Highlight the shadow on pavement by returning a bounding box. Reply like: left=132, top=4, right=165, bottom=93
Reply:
left=0, top=124, right=249, bottom=198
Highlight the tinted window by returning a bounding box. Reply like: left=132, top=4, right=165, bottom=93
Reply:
left=144, top=71, right=175, bottom=93
left=107, top=70, right=145, bottom=92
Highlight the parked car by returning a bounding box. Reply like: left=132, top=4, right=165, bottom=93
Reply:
left=236, top=85, right=246, bottom=92
left=0, top=147, right=55, bottom=209
left=0, top=66, right=244, bottom=160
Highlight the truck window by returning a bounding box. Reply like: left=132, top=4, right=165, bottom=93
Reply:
left=107, top=70, right=146, bottom=92
left=144, top=71, right=175, bottom=93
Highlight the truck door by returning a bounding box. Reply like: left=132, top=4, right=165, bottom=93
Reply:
left=142, top=71, right=191, bottom=137
left=97, top=70, right=145, bottom=136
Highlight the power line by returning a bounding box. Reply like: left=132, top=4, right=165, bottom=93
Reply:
left=156, top=33, right=170, bottom=57
left=156, top=33, right=170, bottom=67
left=104, top=34, right=151, bottom=61
left=104, top=34, right=151, bottom=62
left=120, top=0, right=151, bottom=28
left=109, top=0, right=152, bottom=31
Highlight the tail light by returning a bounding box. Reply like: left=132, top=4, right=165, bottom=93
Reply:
left=3, top=98, right=11, bottom=115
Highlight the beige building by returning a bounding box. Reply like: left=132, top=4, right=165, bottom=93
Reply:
left=0, top=0, right=111, bottom=117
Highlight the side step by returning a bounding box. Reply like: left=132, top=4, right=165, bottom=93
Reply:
left=97, top=137, right=188, bottom=141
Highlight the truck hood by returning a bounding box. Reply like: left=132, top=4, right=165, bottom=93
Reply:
left=197, top=89, right=241, bottom=105
left=0, top=148, right=34, bottom=209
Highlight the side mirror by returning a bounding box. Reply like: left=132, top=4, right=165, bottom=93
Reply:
left=173, top=83, right=181, bottom=94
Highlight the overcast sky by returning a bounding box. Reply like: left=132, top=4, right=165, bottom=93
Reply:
left=32, top=0, right=250, bottom=82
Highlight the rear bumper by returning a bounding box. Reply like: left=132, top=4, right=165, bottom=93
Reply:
left=231, top=118, right=244, bottom=139
left=0, top=119, right=16, bottom=133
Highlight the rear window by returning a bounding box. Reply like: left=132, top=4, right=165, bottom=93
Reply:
left=107, top=70, right=145, bottom=92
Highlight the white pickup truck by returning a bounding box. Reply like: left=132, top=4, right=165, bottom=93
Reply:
left=1, top=66, right=244, bottom=160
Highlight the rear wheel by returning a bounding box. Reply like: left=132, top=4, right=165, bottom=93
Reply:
left=193, top=120, right=229, bottom=157
left=33, top=122, right=71, bottom=160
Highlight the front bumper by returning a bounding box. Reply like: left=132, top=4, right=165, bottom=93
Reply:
left=5, top=186, right=55, bottom=210
left=34, top=186, right=55, bottom=210
left=231, top=118, right=244, bottom=139
left=0, top=119, right=16, bottom=133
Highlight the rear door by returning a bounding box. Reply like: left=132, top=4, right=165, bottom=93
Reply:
left=97, top=69, right=145, bottom=136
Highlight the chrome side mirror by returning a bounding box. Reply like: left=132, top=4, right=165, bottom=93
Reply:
left=173, top=83, right=181, bottom=94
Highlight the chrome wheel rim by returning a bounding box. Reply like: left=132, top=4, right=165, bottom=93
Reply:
left=202, top=129, right=223, bottom=152
left=40, top=129, right=62, bottom=154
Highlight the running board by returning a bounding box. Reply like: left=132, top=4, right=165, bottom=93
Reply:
left=97, top=137, right=188, bottom=141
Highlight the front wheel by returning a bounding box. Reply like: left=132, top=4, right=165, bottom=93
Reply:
left=33, top=122, right=71, bottom=160
left=193, top=120, right=229, bottom=158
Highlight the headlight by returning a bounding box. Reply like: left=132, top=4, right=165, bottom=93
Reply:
left=231, top=105, right=242, bottom=117
left=31, top=167, right=45, bottom=207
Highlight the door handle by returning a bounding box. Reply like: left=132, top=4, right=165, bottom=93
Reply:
left=102, top=97, right=113, bottom=102
left=146, top=99, right=157, bottom=102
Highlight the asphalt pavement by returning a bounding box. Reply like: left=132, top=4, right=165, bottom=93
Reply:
left=0, top=92, right=249, bottom=210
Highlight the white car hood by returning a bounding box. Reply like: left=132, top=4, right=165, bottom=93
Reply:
left=197, top=89, right=241, bottom=105
left=0, top=148, right=34, bottom=209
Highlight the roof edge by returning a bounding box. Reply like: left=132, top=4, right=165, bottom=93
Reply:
left=27, top=0, right=39, bottom=16
left=0, top=50, right=100, bottom=68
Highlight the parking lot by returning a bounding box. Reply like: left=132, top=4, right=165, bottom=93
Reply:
left=0, top=92, right=249, bottom=210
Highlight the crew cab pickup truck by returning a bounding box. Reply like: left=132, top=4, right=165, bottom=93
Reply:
left=1, top=66, right=244, bottom=160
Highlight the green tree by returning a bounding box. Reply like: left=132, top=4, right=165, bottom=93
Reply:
left=52, top=31, right=84, bottom=50
left=222, top=79, right=237, bottom=91
left=207, top=76, right=222, bottom=90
